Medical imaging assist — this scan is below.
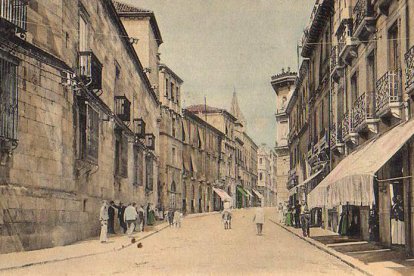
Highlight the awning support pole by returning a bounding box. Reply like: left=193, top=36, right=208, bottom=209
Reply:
left=376, top=175, right=413, bottom=182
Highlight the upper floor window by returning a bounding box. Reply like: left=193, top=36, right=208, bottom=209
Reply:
left=146, top=155, right=154, bottom=190
left=114, top=129, right=128, bottom=178
left=76, top=97, right=99, bottom=164
left=165, top=78, right=169, bottom=97
left=79, top=15, right=89, bottom=51
left=176, top=87, right=180, bottom=104
left=172, top=118, right=176, bottom=137
left=171, top=82, right=175, bottom=102
left=133, top=146, right=143, bottom=186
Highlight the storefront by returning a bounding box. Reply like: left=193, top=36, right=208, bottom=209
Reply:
left=213, top=187, right=232, bottom=211
left=252, top=189, right=264, bottom=207
left=308, top=119, right=414, bottom=248
left=236, top=186, right=249, bottom=208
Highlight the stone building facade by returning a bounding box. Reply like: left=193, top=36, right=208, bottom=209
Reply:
left=181, top=110, right=223, bottom=213
left=270, top=70, right=296, bottom=205
left=158, top=64, right=184, bottom=211
left=258, top=144, right=277, bottom=207
left=0, top=0, right=160, bottom=254
left=284, top=0, right=414, bottom=255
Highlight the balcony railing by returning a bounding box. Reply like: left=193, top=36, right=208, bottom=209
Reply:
left=352, top=92, right=374, bottom=130
left=341, top=110, right=353, bottom=138
left=404, top=45, right=414, bottom=94
left=114, top=96, right=131, bottom=122
left=330, top=45, right=338, bottom=71
left=0, top=0, right=27, bottom=32
left=330, top=122, right=343, bottom=146
left=375, top=71, right=401, bottom=116
left=353, top=0, right=375, bottom=40
left=78, top=51, right=103, bottom=91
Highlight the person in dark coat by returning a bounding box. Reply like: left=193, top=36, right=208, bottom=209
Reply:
left=294, top=200, right=302, bottom=228
left=117, top=202, right=127, bottom=234
left=108, top=201, right=116, bottom=234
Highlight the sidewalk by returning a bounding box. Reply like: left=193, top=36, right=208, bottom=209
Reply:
left=0, top=211, right=220, bottom=272
left=272, top=219, right=414, bottom=276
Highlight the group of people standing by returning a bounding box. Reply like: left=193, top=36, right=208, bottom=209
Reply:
left=99, top=200, right=157, bottom=242
left=278, top=200, right=311, bottom=237
left=167, top=208, right=183, bottom=228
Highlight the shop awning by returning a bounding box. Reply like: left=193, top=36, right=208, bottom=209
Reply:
left=252, top=189, right=264, bottom=199
left=308, top=119, right=414, bottom=209
left=237, top=186, right=249, bottom=197
left=213, top=187, right=232, bottom=202
left=244, top=189, right=253, bottom=198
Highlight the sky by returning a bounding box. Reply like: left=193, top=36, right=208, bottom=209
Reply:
left=124, top=0, right=315, bottom=146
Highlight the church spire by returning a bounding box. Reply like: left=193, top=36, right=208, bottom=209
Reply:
left=230, top=88, right=246, bottom=128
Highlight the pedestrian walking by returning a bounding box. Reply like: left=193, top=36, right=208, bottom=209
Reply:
left=253, top=207, right=265, bottom=235
left=300, top=201, right=310, bottom=237
left=137, top=205, right=145, bottom=232
left=173, top=209, right=181, bottom=228
left=285, top=206, right=293, bottom=226
left=108, top=201, right=116, bottom=234
left=168, top=208, right=174, bottom=227
left=117, top=202, right=127, bottom=234
left=99, top=200, right=109, bottom=243
left=294, top=200, right=301, bottom=228
left=222, top=209, right=232, bottom=230
left=124, top=203, right=138, bottom=237
left=277, top=202, right=284, bottom=223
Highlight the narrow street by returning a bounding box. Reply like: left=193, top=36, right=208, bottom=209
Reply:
left=3, top=209, right=362, bottom=275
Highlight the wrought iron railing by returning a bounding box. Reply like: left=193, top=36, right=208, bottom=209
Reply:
left=375, top=71, right=401, bottom=115
left=0, top=0, right=27, bottom=32
left=352, top=92, right=374, bottom=129
left=341, top=110, right=353, bottom=138
left=404, top=45, right=414, bottom=92
left=0, top=57, right=18, bottom=143
left=330, top=123, right=341, bottom=147
left=78, top=51, right=103, bottom=90
left=330, top=45, right=339, bottom=71
left=353, top=0, right=369, bottom=33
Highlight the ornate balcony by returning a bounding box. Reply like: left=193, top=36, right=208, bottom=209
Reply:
left=338, top=23, right=359, bottom=65
left=301, top=0, right=334, bottom=58
left=404, top=45, right=414, bottom=96
left=375, top=71, right=403, bottom=119
left=330, top=45, right=345, bottom=83
left=0, top=0, right=27, bottom=34
left=353, top=0, right=375, bottom=41
left=352, top=92, right=379, bottom=134
left=341, top=110, right=358, bottom=146
left=78, top=51, right=103, bottom=91
left=330, top=123, right=344, bottom=154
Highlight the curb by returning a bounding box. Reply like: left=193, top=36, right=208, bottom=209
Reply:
left=0, top=223, right=170, bottom=272
left=269, top=219, right=373, bottom=276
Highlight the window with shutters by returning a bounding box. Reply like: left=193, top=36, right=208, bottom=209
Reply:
left=76, top=97, right=99, bottom=164
left=145, top=154, right=154, bottom=190
left=0, top=55, right=18, bottom=148
left=115, top=129, right=128, bottom=178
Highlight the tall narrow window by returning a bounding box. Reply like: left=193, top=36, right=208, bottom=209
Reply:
left=389, top=23, right=401, bottom=72
left=146, top=155, right=154, bottom=190
left=165, top=78, right=169, bottom=97
left=133, top=146, right=143, bottom=186
left=79, top=15, right=89, bottom=51
left=76, top=98, right=99, bottom=164
left=115, top=130, right=128, bottom=178
left=172, top=118, right=176, bottom=137
left=0, top=56, right=18, bottom=144
left=351, top=72, right=358, bottom=106
left=171, top=82, right=175, bottom=102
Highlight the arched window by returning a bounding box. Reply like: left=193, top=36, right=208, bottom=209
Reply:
left=171, top=181, right=176, bottom=193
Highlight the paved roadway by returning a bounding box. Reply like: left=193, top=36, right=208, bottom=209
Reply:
left=5, top=208, right=362, bottom=275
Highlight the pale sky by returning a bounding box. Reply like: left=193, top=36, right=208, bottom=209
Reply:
left=124, top=0, right=315, bottom=146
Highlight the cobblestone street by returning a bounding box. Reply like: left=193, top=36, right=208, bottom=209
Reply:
left=2, top=209, right=362, bottom=275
